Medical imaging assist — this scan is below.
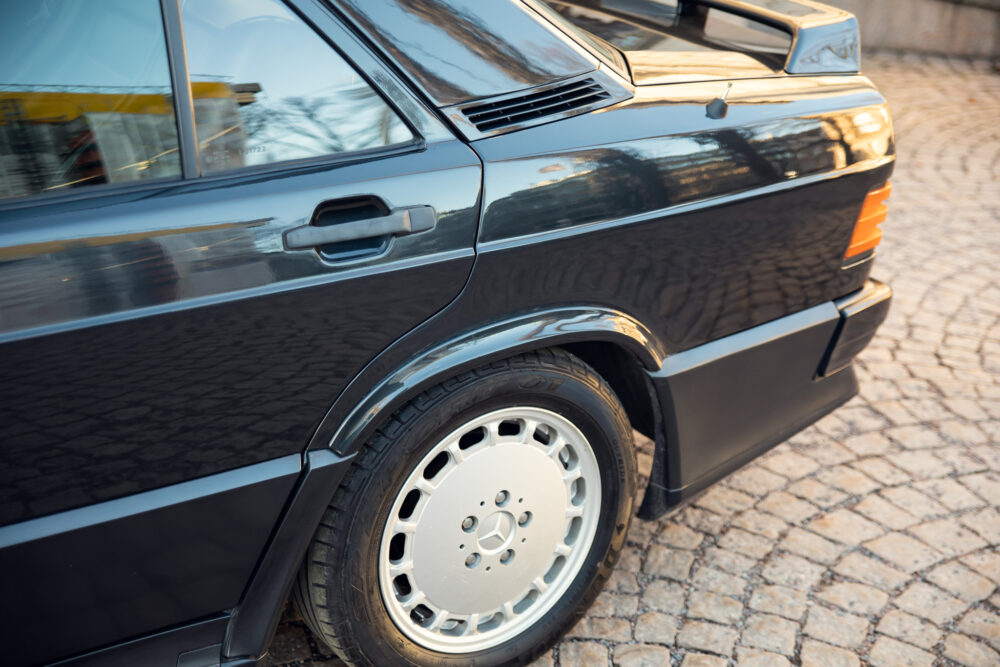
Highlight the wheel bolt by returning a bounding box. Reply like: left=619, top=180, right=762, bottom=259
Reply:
left=465, top=553, right=480, bottom=568
left=518, top=511, right=532, bottom=526
left=500, top=549, right=514, bottom=565
left=495, top=490, right=509, bottom=506
left=462, top=516, right=477, bottom=532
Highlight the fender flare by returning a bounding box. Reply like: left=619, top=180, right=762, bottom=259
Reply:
left=318, top=306, right=666, bottom=457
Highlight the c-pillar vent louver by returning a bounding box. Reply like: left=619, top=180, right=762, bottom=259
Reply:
left=461, top=77, right=611, bottom=133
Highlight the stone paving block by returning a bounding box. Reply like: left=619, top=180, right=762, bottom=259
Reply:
left=679, top=654, right=727, bottom=667
left=841, top=432, right=896, bottom=457
left=817, top=582, right=889, bottom=616
left=800, top=640, right=860, bottom=667
left=852, top=494, right=920, bottom=530
left=702, top=547, right=755, bottom=576
left=643, top=545, right=695, bottom=580
left=736, top=647, right=791, bottom=667
left=971, top=444, right=1000, bottom=471
left=868, top=636, right=935, bottom=667
left=876, top=610, right=941, bottom=650
left=619, top=546, right=643, bottom=572
left=676, top=621, right=738, bottom=656
left=761, top=451, right=822, bottom=477
left=885, top=424, right=950, bottom=449
left=957, top=609, right=1000, bottom=651
left=778, top=527, right=845, bottom=564
left=790, top=436, right=856, bottom=466
left=717, top=528, right=774, bottom=559
left=686, top=590, right=742, bottom=625
left=656, top=522, right=704, bottom=550
left=731, top=509, right=788, bottom=540
left=895, top=582, right=967, bottom=625
left=748, top=584, right=807, bottom=621
left=679, top=507, right=727, bottom=536
left=640, top=580, right=685, bottom=614
left=926, top=561, right=997, bottom=602
left=880, top=486, right=948, bottom=519
left=691, top=566, right=747, bottom=597
left=786, top=479, right=848, bottom=508
left=891, top=451, right=953, bottom=478
left=694, top=487, right=755, bottom=516
left=815, top=465, right=881, bottom=495
left=633, top=611, right=678, bottom=644
left=959, top=472, right=1000, bottom=505
left=756, top=491, right=820, bottom=524
left=908, top=519, right=988, bottom=557
left=961, top=552, right=1000, bottom=584
left=912, top=478, right=986, bottom=510
left=528, top=650, right=555, bottom=667
left=613, top=644, right=672, bottom=667
left=741, top=613, right=798, bottom=656
left=803, top=606, right=869, bottom=649
left=943, top=634, right=1000, bottom=667
left=726, top=466, right=787, bottom=495
left=948, top=448, right=990, bottom=475
left=938, top=420, right=989, bottom=445
left=863, top=532, right=945, bottom=572
left=559, top=641, right=609, bottom=666
left=609, top=570, right=640, bottom=594
left=849, top=457, right=911, bottom=486
left=960, top=507, right=1000, bottom=544
left=807, top=509, right=884, bottom=544
left=590, top=591, right=640, bottom=618
left=567, top=616, right=632, bottom=642
left=761, top=553, right=826, bottom=589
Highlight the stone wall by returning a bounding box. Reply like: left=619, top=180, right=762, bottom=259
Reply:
left=823, top=0, right=1000, bottom=58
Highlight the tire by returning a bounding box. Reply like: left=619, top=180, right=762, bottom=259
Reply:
left=293, top=347, right=637, bottom=666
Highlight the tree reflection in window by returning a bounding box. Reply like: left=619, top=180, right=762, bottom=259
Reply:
left=181, top=0, right=414, bottom=174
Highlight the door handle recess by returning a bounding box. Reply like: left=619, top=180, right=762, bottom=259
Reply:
left=283, top=205, right=436, bottom=250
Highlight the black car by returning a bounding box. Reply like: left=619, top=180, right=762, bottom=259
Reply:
left=0, top=0, right=894, bottom=665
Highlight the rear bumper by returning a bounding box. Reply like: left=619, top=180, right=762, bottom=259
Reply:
left=639, top=280, right=891, bottom=518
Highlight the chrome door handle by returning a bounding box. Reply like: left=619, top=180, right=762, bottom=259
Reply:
left=284, top=205, right=436, bottom=250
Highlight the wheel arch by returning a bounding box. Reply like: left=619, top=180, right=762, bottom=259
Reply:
left=316, top=307, right=665, bottom=458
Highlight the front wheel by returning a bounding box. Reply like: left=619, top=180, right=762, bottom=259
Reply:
left=294, top=348, right=637, bottom=666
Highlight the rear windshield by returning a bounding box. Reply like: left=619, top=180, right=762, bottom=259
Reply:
left=538, top=0, right=791, bottom=65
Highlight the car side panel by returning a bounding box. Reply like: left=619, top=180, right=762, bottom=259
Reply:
left=0, top=142, right=481, bottom=528
left=472, top=75, right=893, bottom=352
left=0, top=457, right=299, bottom=667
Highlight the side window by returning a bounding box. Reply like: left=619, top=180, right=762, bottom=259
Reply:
left=0, top=0, right=180, bottom=201
left=179, top=0, right=415, bottom=175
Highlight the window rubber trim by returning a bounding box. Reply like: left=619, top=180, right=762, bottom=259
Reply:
left=160, top=0, right=201, bottom=178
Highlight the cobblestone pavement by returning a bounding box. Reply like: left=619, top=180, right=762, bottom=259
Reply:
left=266, top=52, right=1000, bottom=666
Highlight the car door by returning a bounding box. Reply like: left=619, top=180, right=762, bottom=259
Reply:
left=0, top=0, right=481, bottom=664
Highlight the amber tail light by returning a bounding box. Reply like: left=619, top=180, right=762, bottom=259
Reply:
left=845, top=183, right=891, bottom=259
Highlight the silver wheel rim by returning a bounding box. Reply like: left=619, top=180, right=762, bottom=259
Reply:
left=378, top=406, right=602, bottom=653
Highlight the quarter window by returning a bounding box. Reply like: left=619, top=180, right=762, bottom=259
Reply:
left=179, top=0, right=415, bottom=174
left=0, top=0, right=181, bottom=200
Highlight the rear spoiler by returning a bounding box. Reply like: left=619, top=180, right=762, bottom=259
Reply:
left=686, top=0, right=860, bottom=74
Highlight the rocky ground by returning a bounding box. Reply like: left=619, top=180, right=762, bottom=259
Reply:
left=265, top=52, right=1000, bottom=666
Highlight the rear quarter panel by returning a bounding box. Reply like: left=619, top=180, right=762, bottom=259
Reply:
left=470, top=74, right=894, bottom=354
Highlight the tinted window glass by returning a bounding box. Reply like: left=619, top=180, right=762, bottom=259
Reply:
left=0, top=0, right=180, bottom=201
left=180, top=0, right=414, bottom=174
